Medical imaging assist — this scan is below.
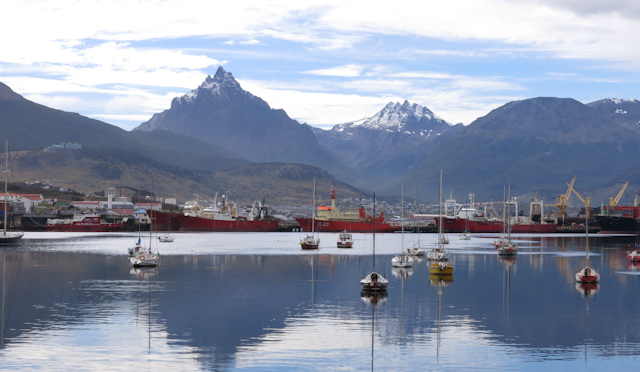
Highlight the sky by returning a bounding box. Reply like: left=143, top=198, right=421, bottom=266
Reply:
left=2, top=0, right=640, bottom=130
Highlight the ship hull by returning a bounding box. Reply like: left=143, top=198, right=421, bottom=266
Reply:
left=437, top=217, right=556, bottom=233
left=296, top=217, right=402, bottom=233
left=149, top=211, right=182, bottom=232
left=46, top=223, right=127, bottom=232
left=177, top=214, right=280, bottom=232
left=597, top=216, right=639, bottom=234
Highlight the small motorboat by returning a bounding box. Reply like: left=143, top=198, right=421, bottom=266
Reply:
left=429, top=260, right=454, bottom=276
left=300, top=234, right=319, bottom=250
left=158, top=235, right=174, bottom=243
left=337, top=230, right=353, bottom=248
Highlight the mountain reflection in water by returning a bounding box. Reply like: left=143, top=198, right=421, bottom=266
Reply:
left=0, top=233, right=639, bottom=370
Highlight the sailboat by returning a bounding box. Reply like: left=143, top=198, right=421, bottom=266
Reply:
left=361, top=192, right=389, bottom=292
left=0, top=140, right=23, bottom=245
left=626, top=222, right=640, bottom=262
left=300, top=178, right=320, bottom=250
left=429, top=170, right=454, bottom=275
left=496, top=185, right=517, bottom=256
left=575, top=207, right=599, bottom=283
left=392, top=184, right=414, bottom=268
left=157, top=210, right=174, bottom=242
left=407, top=187, right=426, bottom=256
left=430, top=273, right=453, bottom=362
left=459, top=212, right=471, bottom=240
left=129, top=209, right=159, bottom=267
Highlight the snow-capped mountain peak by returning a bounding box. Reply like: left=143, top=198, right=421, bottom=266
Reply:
left=339, top=100, right=450, bottom=133
left=605, top=98, right=639, bottom=105
left=178, top=66, right=247, bottom=105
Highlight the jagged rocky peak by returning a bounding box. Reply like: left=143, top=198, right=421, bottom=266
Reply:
left=335, top=100, right=450, bottom=133
left=177, top=66, right=248, bottom=105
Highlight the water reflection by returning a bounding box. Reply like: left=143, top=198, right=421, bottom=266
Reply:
left=0, top=235, right=639, bottom=370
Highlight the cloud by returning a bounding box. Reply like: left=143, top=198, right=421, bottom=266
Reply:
left=2, top=0, right=638, bottom=132
left=239, top=39, right=261, bottom=45
left=303, top=64, right=364, bottom=77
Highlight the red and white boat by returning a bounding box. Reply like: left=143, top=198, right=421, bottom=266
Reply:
left=296, top=187, right=402, bottom=233
left=46, top=213, right=128, bottom=232
left=337, top=230, right=353, bottom=248
left=627, top=248, right=640, bottom=262
left=575, top=267, right=600, bottom=283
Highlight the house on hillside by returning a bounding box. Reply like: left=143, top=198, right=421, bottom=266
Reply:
left=44, top=143, right=82, bottom=152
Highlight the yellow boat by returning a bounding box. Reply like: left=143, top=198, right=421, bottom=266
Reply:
left=429, top=261, right=454, bottom=276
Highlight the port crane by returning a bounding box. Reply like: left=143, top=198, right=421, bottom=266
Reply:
left=610, top=182, right=629, bottom=208
left=545, top=176, right=576, bottom=219
left=567, top=181, right=591, bottom=219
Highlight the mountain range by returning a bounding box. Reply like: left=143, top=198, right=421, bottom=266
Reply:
left=133, top=67, right=361, bottom=186
left=3, top=67, right=640, bottom=207
left=0, top=81, right=362, bottom=204
left=313, top=101, right=463, bottom=179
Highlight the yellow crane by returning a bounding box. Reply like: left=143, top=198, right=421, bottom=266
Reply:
left=610, top=182, right=629, bottom=208
left=546, top=176, right=576, bottom=217
left=566, top=181, right=591, bottom=219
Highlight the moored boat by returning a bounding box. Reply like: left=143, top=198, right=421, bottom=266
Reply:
left=361, top=192, right=389, bottom=292
left=391, top=184, right=413, bottom=268
left=297, top=186, right=402, bottom=233
left=627, top=247, right=640, bottom=261
left=337, top=230, right=353, bottom=248
left=173, top=195, right=280, bottom=232
left=429, top=170, right=454, bottom=276
left=46, top=213, right=128, bottom=232
left=300, top=179, right=320, bottom=250
left=575, top=267, right=600, bottom=283
left=436, top=198, right=557, bottom=233
left=0, top=140, right=23, bottom=244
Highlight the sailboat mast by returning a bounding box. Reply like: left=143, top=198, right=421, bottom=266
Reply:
left=312, top=178, right=315, bottom=235
left=3, top=140, right=8, bottom=236
left=373, top=192, right=376, bottom=271
left=585, top=200, right=590, bottom=262
left=508, top=184, right=512, bottom=240
left=415, top=187, right=420, bottom=245
left=439, top=169, right=443, bottom=246
left=401, top=183, right=404, bottom=252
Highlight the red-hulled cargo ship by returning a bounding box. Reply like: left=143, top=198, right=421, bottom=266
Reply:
left=46, top=213, right=128, bottom=232
left=170, top=195, right=280, bottom=232
left=149, top=210, right=181, bottom=232
left=436, top=202, right=558, bottom=233
left=295, top=187, right=402, bottom=233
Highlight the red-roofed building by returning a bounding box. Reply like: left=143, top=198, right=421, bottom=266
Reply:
left=0, top=193, right=44, bottom=213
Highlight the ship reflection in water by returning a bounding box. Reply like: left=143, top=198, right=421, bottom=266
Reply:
left=1, top=233, right=640, bottom=370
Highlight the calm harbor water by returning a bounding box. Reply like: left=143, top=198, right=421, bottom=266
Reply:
left=1, top=231, right=640, bottom=371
